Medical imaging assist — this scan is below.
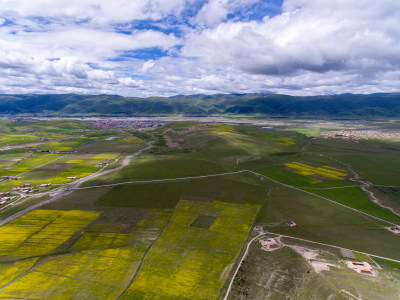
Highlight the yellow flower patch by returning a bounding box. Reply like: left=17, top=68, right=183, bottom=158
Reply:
left=284, top=161, right=348, bottom=181
left=124, top=200, right=259, bottom=299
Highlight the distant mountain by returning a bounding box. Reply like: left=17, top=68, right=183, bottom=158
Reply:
left=0, top=93, right=400, bottom=118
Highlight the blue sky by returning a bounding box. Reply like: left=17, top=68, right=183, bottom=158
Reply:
left=0, top=0, right=399, bottom=96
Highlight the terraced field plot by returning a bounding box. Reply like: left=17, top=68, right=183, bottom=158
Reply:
left=0, top=209, right=99, bottom=259
left=122, top=200, right=259, bottom=299
left=0, top=258, right=38, bottom=287
left=0, top=153, right=61, bottom=177
left=0, top=134, right=38, bottom=147
left=38, top=137, right=96, bottom=151
left=0, top=208, right=172, bottom=299
left=284, top=161, right=348, bottom=181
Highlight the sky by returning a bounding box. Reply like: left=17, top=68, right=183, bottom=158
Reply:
left=0, top=0, right=399, bottom=97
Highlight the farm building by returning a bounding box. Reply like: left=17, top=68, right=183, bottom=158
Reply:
left=286, top=221, right=297, bottom=227
left=259, top=238, right=280, bottom=251
left=39, top=183, right=52, bottom=188
left=347, top=261, right=375, bottom=276
left=253, top=226, right=262, bottom=232
left=19, top=183, right=31, bottom=188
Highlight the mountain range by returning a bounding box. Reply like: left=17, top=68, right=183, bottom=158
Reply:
left=1, top=93, right=400, bottom=118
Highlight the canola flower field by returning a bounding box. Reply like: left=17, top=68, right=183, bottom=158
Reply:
left=0, top=209, right=173, bottom=299
left=123, top=200, right=260, bottom=299
left=0, top=152, right=120, bottom=192
left=284, top=161, right=348, bottom=181
left=0, top=210, right=99, bottom=259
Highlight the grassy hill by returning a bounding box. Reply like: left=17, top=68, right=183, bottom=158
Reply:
left=1, top=93, right=400, bottom=117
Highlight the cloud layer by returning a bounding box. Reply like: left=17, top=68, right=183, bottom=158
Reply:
left=0, top=0, right=399, bottom=96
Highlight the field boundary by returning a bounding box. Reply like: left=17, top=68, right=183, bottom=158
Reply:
left=247, top=170, right=400, bottom=227
left=69, top=169, right=399, bottom=227
left=70, top=170, right=249, bottom=190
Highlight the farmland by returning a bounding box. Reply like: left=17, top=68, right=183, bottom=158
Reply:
left=0, top=118, right=399, bottom=299
left=122, top=200, right=259, bottom=299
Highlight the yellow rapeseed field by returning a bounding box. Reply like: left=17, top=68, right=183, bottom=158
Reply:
left=124, top=200, right=259, bottom=299
left=0, top=258, right=38, bottom=287
left=0, top=209, right=99, bottom=258
left=284, top=161, right=348, bottom=180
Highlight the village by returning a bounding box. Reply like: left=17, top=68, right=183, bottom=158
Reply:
left=90, top=119, right=165, bottom=130
left=321, top=130, right=400, bottom=141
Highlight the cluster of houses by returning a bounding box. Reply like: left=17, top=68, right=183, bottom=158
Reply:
left=95, top=160, right=109, bottom=169
left=11, top=183, right=34, bottom=194
left=49, top=150, right=77, bottom=154
left=1, top=176, right=21, bottom=181
left=0, top=192, right=15, bottom=205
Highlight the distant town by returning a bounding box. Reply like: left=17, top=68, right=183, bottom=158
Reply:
left=322, top=130, right=400, bottom=141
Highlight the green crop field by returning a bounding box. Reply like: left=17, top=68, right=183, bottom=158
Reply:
left=0, top=153, right=61, bottom=177
left=97, top=181, right=189, bottom=208
left=306, top=186, right=399, bottom=221
left=38, top=137, right=96, bottom=151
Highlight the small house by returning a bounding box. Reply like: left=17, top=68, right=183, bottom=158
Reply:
left=286, top=221, right=297, bottom=227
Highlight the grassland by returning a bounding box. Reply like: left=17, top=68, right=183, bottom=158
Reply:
left=256, top=183, right=400, bottom=259
left=334, top=153, right=400, bottom=186
left=228, top=238, right=400, bottom=299
left=306, top=186, right=399, bottom=221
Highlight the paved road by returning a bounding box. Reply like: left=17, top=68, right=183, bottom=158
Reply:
left=0, top=142, right=153, bottom=226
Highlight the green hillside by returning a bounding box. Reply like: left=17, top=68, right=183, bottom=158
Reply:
left=1, top=93, right=400, bottom=117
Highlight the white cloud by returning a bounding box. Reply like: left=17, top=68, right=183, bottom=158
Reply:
left=0, top=0, right=188, bottom=24
left=192, top=0, right=229, bottom=27
left=0, top=0, right=399, bottom=96
left=141, top=60, right=155, bottom=72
